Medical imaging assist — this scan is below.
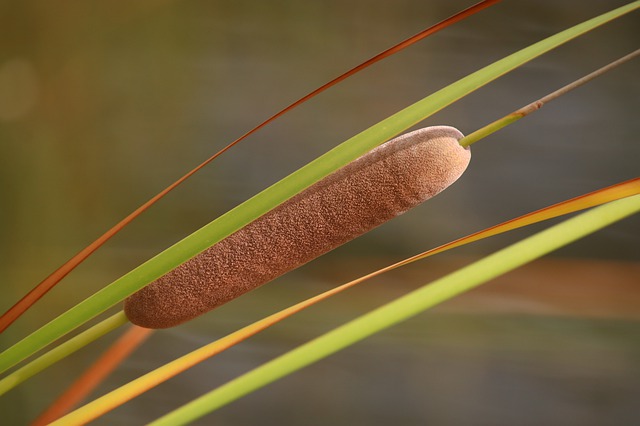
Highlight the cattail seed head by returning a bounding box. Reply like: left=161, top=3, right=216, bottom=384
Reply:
left=125, top=126, right=470, bottom=328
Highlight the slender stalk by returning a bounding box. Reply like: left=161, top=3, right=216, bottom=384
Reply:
left=459, top=48, right=640, bottom=147
left=0, top=312, right=128, bottom=396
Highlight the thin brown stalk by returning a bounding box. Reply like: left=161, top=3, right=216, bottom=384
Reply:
left=459, top=48, right=640, bottom=147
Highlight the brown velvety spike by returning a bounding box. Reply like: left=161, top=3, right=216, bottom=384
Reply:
left=125, top=126, right=471, bottom=328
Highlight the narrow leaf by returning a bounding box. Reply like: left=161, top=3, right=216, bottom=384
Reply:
left=0, top=312, right=128, bottom=397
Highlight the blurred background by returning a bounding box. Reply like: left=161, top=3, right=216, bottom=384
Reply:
left=0, top=0, right=638, bottom=424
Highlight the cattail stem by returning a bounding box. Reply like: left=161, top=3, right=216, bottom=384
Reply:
left=459, top=48, right=640, bottom=147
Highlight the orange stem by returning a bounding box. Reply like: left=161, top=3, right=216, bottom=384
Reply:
left=30, top=325, right=152, bottom=426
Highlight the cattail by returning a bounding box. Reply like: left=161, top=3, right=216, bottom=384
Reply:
left=125, top=126, right=471, bottom=328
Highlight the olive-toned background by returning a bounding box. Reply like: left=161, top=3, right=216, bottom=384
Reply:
left=1, top=1, right=638, bottom=424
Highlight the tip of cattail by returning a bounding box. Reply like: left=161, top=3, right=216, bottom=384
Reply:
left=374, top=126, right=469, bottom=202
